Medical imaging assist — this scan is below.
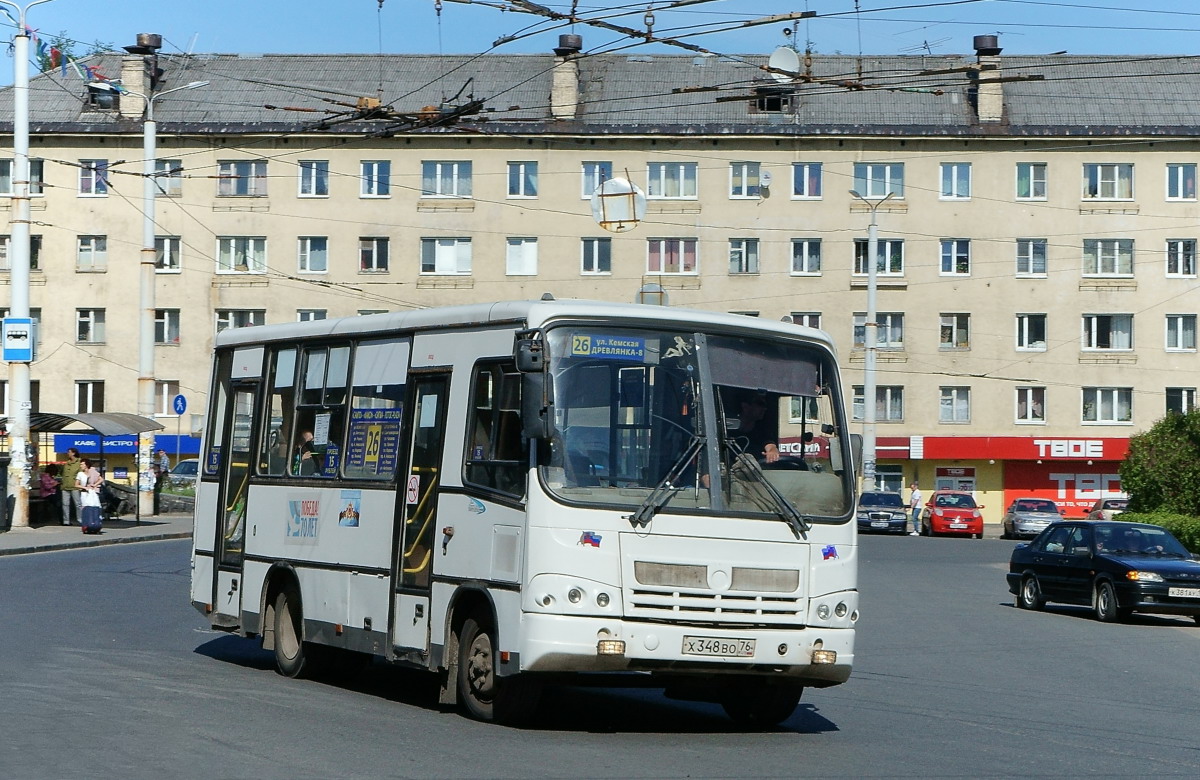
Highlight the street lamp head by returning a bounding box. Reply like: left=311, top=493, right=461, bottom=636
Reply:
left=849, top=189, right=862, bottom=200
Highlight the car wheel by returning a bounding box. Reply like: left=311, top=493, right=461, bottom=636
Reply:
left=457, top=614, right=541, bottom=724
left=1094, top=581, right=1123, bottom=623
left=1000, top=525, right=1010, bottom=540
left=1193, top=615, right=1200, bottom=626
left=922, top=520, right=932, bottom=537
left=1018, top=576, right=1045, bottom=611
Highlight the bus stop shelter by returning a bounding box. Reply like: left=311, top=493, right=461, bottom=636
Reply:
left=0, top=412, right=164, bottom=528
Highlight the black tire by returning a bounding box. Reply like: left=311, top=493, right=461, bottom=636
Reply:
left=1000, top=525, right=1010, bottom=540
left=721, top=686, right=802, bottom=728
left=922, top=519, right=933, bottom=537
left=1094, top=581, right=1123, bottom=623
left=1018, top=576, right=1045, bottom=611
left=273, top=586, right=309, bottom=678
left=1193, top=615, right=1200, bottom=626
left=457, top=615, right=540, bottom=724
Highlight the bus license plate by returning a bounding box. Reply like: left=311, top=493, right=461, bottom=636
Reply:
left=1169, top=587, right=1200, bottom=599
left=682, top=636, right=755, bottom=657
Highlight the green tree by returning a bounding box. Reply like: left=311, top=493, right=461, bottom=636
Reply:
left=1120, top=408, right=1200, bottom=514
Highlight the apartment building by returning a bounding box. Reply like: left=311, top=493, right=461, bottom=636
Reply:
left=1, top=34, right=1196, bottom=517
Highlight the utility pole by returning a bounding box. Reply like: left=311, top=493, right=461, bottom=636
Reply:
left=1, top=0, right=54, bottom=530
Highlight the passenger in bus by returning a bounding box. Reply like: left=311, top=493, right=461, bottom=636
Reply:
left=297, top=430, right=321, bottom=476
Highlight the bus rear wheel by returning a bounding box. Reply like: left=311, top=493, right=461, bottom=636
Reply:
left=457, top=614, right=540, bottom=724
left=721, top=686, right=802, bottom=728
left=273, top=586, right=320, bottom=678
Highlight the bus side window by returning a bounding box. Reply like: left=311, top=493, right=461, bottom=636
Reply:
left=293, top=345, right=350, bottom=477
left=464, top=362, right=526, bottom=497
left=260, top=347, right=296, bottom=476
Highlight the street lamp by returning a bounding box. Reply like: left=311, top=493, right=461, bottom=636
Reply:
left=849, top=188, right=895, bottom=492
left=1, top=0, right=55, bottom=530
left=125, top=78, right=208, bottom=514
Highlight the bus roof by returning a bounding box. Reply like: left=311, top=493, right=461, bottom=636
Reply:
left=214, top=298, right=837, bottom=354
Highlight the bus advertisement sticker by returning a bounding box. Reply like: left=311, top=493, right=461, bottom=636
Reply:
left=286, top=498, right=321, bottom=542
left=339, top=490, right=361, bottom=527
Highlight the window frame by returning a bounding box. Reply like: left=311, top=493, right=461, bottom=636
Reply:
left=217, top=159, right=268, bottom=197
left=360, top=160, right=391, bottom=198
left=939, top=386, right=971, bottom=423
left=76, top=308, right=106, bottom=343
left=851, top=385, right=904, bottom=422
left=76, top=235, right=108, bottom=272
left=154, top=308, right=180, bottom=345
left=154, top=158, right=183, bottom=197
left=359, top=237, right=390, bottom=273
left=216, top=236, right=267, bottom=274
left=646, top=237, right=698, bottom=275
left=853, top=312, right=904, bottom=350
left=419, top=237, right=473, bottom=275
left=853, top=238, right=905, bottom=277
left=75, top=380, right=105, bottom=413
left=790, top=238, right=821, bottom=275
left=155, top=235, right=181, bottom=273
left=939, top=313, right=971, bottom=350
left=729, top=161, right=761, bottom=199
left=507, top=161, right=539, bottom=199
left=298, top=236, right=329, bottom=274
left=298, top=159, right=330, bottom=198
left=728, top=238, right=760, bottom=274
left=1081, top=314, right=1134, bottom=351
left=581, top=237, right=612, bottom=275
left=1166, top=238, right=1196, bottom=277
left=1082, top=386, right=1133, bottom=424
left=853, top=162, right=904, bottom=199
left=580, top=161, right=612, bottom=199
left=1165, top=314, right=1197, bottom=352
left=421, top=160, right=473, bottom=198
left=1016, top=238, right=1048, bottom=277
left=215, top=309, right=265, bottom=333
left=1016, top=313, right=1048, bottom=351
left=1166, top=163, right=1196, bottom=201
left=1015, top=386, right=1046, bottom=424
left=791, top=162, right=822, bottom=199
left=1082, top=238, right=1134, bottom=277
left=0, top=158, right=45, bottom=196
left=505, top=237, right=538, bottom=276
left=78, top=159, right=109, bottom=197
left=939, top=238, right=971, bottom=276
left=646, top=162, right=698, bottom=200
left=1166, top=387, right=1197, bottom=415
left=940, top=162, right=971, bottom=200
left=1082, top=162, right=1134, bottom=201
left=1016, top=162, right=1047, bottom=201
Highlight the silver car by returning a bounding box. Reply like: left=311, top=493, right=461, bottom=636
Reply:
left=1001, top=497, right=1063, bottom=539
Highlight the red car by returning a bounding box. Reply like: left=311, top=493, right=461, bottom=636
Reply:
left=920, top=490, right=984, bottom=538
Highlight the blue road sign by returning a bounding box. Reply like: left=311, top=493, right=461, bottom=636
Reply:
left=172, top=394, right=187, bottom=415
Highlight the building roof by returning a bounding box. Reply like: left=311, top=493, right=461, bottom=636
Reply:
left=3, top=49, right=1200, bottom=137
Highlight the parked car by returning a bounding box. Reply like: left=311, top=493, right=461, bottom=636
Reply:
left=1007, top=520, right=1200, bottom=623
left=856, top=491, right=909, bottom=534
left=920, top=490, right=984, bottom=538
left=1001, top=497, right=1063, bottom=539
left=1087, top=498, right=1129, bottom=521
left=167, top=458, right=199, bottom=488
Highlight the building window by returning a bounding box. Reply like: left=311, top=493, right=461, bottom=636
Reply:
left=298, top=236, right=328, bottom=273
left=155, top=381, right=181, bottom=416
left=1082, top=387, right=1132, bottom=423
left=1016, top=238, right=1047, bottom=277
left=217, top=236, right=267, bottom=273
left=297, top=309, right=327, bottom=322
left=581, top=161, right=612, bottom=199
left=939, top=239, right=970, bottom=275
left=729, top=238, right=759, bottom=274
left=939, top=386, right=971, bottom=423
left=1016, top=314, right=1047, bottom=351
left=1082, top=314, right=1133, bottom=350
left=79, top=159, right=108, bottom=196
left=1166, top=163, right=1196, bottom=201
left=0, top=235, right=42, bottom=271
left=217, top=160, right=268, bottom=197
left=852, top=385, right=904, bottom=422
left=507, top=161, right=538, bottom=198
left=358, top=309, right=387, bottom=316
left=1016, top=162, right=1047, bottom=200
left=155, top=159, right=182, bottom=197
left=156, top=236, right=181, bottom=272
left=1166, top=239, right=1196, bottom=277
left=506, top=237, right=538, bottom=275
left=76, top=235, right=108, bottom=272
left=940, top=313, right=970, bottom=350
left=853, top=162, right=904, bottom=198
left=581, top=237, right=611, bottom=274
left=791, top=239, right=821, bottom=275
left=298, top=160, right=329, bottom=197
left=155, top=309, right=180, bottom=344
left=1166, top=314, right=1197, bottom=351
left=0, top=379, right=41, bottom=415
left=792, top=162, right=822, bottom=199
left=647, top=238, right=698, bottom=274
left=1083, top=238, right=1133, bottom=276
left=360, top=160, right=391, bottom=197
left=359, top=237, right=389, bottom=272
left=215, top=309, right=264, bottom=332
left=646, top=162, right=697, bottom=199
left=1083, top=162, right=1133, bottom=200
left=76, top=381, right=105, bottom=413
left=1166, top=387, right=1197, bottom=415
left=421, top=160, right=472, bottom=197
left=729, top=162, right=761, bottom=198
left=420, top=237, right=472, bottom=275
left=0, top=158, right=44, bottom=195
left=790, top=312, right=821, bottom=329
left=853, top=312, right=904, bottom=349
left=940, top=163, right=971, bottom=199
left=76, top=309, right=106, bottom=343
left=853, top=238, right=904, bottom=276
left=1016, top=387, right=1046, bottom=424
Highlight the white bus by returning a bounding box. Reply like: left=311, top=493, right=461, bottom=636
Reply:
left=190, top=298, right=859, bottom=725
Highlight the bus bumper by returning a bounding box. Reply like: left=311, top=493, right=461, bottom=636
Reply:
left=518, top=613, right=853, bottom=686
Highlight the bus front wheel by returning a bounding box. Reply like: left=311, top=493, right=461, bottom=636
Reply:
left=457, top=614, right=540, bottom=724
left=721, top=686, right=802, bottom=728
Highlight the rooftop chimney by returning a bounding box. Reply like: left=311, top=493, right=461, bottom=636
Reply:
left=117, top=34, right=163, bottom=119
left=972, top=34, right=1003, bottom=123
left=551, top=34, right=582, bottom=121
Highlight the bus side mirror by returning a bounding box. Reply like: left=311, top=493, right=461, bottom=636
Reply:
left=515, top=338, right=544, bottom=372
left=521, top=372, right=554, bottom=441
left=832, top=433, right=862, bottom=476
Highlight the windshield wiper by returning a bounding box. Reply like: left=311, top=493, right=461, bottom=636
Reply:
left=626, top=434, right=705, bottom=528
left=731, top=453, right=810, bottom=539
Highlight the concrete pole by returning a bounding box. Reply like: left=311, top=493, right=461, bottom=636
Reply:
left=2, top=0, right=54, bottom=530
left=137, top=102, right=157, bottom=515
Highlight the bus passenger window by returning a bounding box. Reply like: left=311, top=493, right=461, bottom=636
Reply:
left=463, top=363, right=527, bottom=497
left=260, top=347, right=296, bottom=476
left=344, top=338, right=409, bottom=481
left=293, top=345, right=350, bottom=477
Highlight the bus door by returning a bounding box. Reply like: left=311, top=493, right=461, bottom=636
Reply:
left=212, top=382, right=258, bottom=626
left=392, top=373, right=450, bottom=652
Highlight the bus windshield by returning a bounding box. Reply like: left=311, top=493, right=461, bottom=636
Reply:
left=541, top=326, right=852, bottom=522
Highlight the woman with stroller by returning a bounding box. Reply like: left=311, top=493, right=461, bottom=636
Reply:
left=76, top=458, right=104, bottom=534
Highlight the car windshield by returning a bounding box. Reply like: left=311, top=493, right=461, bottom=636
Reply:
left=935, top=493, right=976, bottom=508
left=1095, top=524, right=1190, bottom=556
left=540, top=325, right=853, bottom=523
left=860, top=492, right=903, bottom=508
left=174, top=460, right=198, bottom=476
left=1103, top=499, right=1129, bottom=510
left=1016, top=499, right=1057, bottom=513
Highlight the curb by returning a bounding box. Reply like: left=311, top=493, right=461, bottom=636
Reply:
left=0, top=531, right=193, bottom=557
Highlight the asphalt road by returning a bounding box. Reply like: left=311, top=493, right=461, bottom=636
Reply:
left=1, top=536, right=1197, bottom=779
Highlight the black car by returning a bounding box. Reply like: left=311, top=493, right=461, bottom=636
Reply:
left=1007, top=520, right=1200, bottom=623
left=856, top=491, right=909, bottom=534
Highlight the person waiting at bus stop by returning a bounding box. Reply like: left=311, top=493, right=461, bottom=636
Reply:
left=153, top=448, right=170, bottom=515
left=60, top=447, right=83, bottom=526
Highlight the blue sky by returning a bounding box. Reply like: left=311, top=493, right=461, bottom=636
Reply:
left=3, top=0, right=1199, bottom=73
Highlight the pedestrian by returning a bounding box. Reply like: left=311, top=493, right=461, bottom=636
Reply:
left=60, top=447, right=83, bottom=526
left=78, top=458, right=104, bottom=534
left=153, top=448, right=170, bottom=515
left=38, top=464, right=60, bottom=524
left=909, top=482, right=923, bottom=536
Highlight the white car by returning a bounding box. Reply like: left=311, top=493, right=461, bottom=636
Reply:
left=167, top=458, right=199, bottom=488
left=1086, top=498, right=1129, bottom=521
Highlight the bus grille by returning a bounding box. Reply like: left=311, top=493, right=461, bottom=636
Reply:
left=626, top=587, right=804, bottom=624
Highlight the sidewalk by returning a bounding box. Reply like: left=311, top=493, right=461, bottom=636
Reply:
left=0, top=511, right=194, bottom=556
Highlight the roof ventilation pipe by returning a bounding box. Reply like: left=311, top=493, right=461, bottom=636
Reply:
left=551, top=34, right=582, bottom=121
left=117, top=33, right=164, bottom=119
left=972, top=34, right=1004, bottom=123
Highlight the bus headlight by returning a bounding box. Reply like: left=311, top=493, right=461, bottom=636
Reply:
left=596, top=592, right=610, bottom=608
left=568, top=588, right=583, bottom=603
left=816, top=604, right=831, bottom=620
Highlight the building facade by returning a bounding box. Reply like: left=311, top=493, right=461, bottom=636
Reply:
left=1, top=36, right=1196, bottom=518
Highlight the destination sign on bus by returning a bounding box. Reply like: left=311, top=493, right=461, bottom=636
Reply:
left=570, top=334, right=646, bottom=361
